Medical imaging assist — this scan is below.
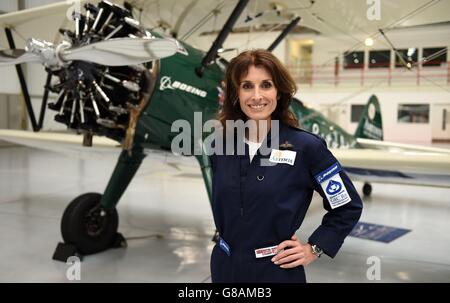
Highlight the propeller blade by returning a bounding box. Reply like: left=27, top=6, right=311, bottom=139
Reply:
left=0, top=49, right=41, bottom=66
left=60, top=38, right=178, bottom=66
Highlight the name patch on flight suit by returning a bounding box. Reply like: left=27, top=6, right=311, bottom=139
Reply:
left=269, top=149, right=296, bottom=166
left=315, top=162, right=351, bottom=209
left=254, top=245, right=280, bottom=258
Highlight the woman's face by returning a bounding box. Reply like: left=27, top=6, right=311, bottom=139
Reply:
left=238, top=65, right=277, bottom=122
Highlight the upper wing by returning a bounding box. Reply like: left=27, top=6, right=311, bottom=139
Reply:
left=0, top=1, right=76, bottom=48
left=0, top=1, right=77, bottom=26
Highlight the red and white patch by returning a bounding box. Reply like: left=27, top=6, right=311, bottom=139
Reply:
left=254, top=245, right=278, bottom=258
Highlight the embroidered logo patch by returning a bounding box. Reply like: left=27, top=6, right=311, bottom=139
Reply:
left=269, top=149, right=296, bottom=166
left=326, top=180, right=342, bottom=195
left=315, top=162, right=351, bottom=209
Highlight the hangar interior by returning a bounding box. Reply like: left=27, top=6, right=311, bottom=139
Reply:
left=0, top=0, right=449, bottom=283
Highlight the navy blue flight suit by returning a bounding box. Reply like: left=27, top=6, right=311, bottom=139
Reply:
left=209, top=122, right=363, bottom=283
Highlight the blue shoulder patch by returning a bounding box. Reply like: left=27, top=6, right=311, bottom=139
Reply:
left=315, top=162, right=342, bottom=184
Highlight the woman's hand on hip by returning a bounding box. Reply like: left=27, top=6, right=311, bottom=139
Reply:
left=271, top=235, right=317, bottom=268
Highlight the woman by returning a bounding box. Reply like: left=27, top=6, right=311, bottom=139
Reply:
left=209, top=49, right=363, bottom=283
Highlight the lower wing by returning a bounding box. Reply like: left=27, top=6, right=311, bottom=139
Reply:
left=1, top=129, right=449, bottom=188
left=333, top=148, right=450, bottom=188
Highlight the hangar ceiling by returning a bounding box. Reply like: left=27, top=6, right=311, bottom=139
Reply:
left=128, top=0, right=450, bottom=40
left=0, top=0, right=449, bottom=50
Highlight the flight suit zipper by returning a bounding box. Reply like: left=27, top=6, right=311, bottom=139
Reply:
left=240, top=179, right=245, bottom=217
left=239, top=154, right=248, bottom=217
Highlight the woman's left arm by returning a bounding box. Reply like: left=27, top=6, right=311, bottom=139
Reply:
left=307, top=138, right=364, bottom=258
left=272, top=136, right=363, bottom=268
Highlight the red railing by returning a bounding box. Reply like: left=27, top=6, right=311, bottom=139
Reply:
left=286, top=60, right=450, bottom=87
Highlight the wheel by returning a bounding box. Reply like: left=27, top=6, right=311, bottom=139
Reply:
left=363, top=183, right=372, bottom=197
left=61, top=193, right=118, bottom=255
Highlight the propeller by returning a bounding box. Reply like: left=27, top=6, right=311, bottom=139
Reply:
left=0, top=0, right=179, bottom=146
left=0, top=49, right=41, bottom=65
left=0, top=37, right=178, bottom=67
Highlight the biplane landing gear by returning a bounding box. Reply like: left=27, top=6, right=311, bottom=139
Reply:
left=363, top=182, right=372, bottom=197
left=52, top=193, right=126, bottom=262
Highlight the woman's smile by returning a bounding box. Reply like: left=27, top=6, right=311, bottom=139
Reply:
left=248, top=103, right=268, bottom=110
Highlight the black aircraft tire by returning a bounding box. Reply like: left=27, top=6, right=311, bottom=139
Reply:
left=61, top=193, right=118, bottom=255
left=363, top=183, right=372, bottom=197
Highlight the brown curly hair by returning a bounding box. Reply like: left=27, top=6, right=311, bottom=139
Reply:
left=218, top=49, right=298, bottom=128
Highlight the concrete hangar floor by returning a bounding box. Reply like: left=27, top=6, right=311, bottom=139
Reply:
left=0, top=145, right=449, bottom=283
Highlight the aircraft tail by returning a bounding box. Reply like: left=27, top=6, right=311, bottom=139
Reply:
left=354, top=95, right=383, bottom=140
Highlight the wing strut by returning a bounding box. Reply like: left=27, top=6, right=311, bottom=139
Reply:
left=4, top=27, right=52, bottom=132
left=196, top=0, right=249, bottom=77
left=267, top=17, right=301, bottom=52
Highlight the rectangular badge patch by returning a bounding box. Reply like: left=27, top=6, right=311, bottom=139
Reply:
left=315, top=162, right=351, bottom=209
left=254, top=245, right=278, bottom=258
left=269, top=149, right=296, bottom=166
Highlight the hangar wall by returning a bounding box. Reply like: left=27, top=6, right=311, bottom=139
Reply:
left=194, top=23, right=450, bottom=144
left=297, top=90, right=448, bottom=144
left=292, top=24, right=450, bottom=69
left=0, top=1, right=18, bottom=13
left=290, top=23, right=450, bottom=144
